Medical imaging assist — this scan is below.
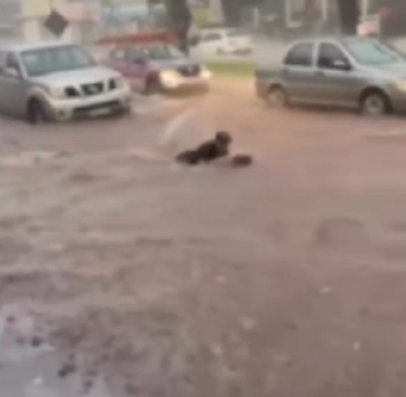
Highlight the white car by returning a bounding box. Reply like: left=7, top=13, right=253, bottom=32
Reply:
left=0, top=41, right=132, bottom=123
left=189, top=28, right=252, bottom=60
left=357, top=15, right=380, bottom=37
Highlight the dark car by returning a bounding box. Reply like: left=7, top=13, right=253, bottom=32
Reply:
left=106, top=43, right=212, bottom=94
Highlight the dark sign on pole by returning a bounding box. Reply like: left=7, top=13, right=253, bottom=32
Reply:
left=44, top=9, right=69, bottom=37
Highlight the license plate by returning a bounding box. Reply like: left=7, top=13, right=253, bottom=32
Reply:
left=90, top=108, right=110, bottom=117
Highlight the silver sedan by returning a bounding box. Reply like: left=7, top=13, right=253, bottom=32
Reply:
left=255, top=37, right=406, bottom=116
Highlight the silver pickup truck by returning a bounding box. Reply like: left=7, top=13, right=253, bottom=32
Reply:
left=0, top=41, right=132, bottom=123
left=255, top=37, right=406, bottom=116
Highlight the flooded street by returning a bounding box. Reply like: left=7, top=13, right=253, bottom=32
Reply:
left=1, top=79, right=406, bottom=396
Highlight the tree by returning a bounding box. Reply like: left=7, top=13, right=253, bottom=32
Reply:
left=163, top=0, right=192, bottom=53
left=220, top=0, right=264, bottom=26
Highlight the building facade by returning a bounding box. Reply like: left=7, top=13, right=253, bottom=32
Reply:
left=0, top=0, right=101, bottom=43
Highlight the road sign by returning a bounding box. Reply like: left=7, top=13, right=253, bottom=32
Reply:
left=44, top=9, right=69, bottom=37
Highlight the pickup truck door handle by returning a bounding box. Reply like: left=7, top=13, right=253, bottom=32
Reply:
left=315, top=70, right=325, bottom=76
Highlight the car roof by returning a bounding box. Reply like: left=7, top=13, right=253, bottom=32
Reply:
left=289, top=35, right=380, bottom=47
left=200, top=27, right=239, bottom=33
left=0, top=40, right=76, bottom=53
left=118, top=42, right=172, bottom=49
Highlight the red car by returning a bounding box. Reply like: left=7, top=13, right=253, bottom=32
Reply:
left=101, top=33, right=212, bottom=95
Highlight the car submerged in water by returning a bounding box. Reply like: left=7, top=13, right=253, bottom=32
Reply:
left=255, top=37, right=406, bottom=116
left=100, top=32, right=212, bottom=95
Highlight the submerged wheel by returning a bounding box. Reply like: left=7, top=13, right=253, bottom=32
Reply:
left=360, top=90, right=391, bottom=117
left=144, top=75, right=162, bottom=95
left=267, top=86, right=289, bottom=108
left=26, top=98, right=48, bottom=125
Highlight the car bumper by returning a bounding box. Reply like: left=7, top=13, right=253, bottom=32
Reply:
left=43, top=88, right=133, bottom=121
left=161, top=76, right=210, bottom=93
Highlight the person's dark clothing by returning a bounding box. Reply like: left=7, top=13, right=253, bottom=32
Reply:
left=176, top=132, right=232, bottom=165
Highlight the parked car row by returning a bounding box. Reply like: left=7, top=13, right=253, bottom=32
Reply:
left=0, top=35, right=214, bottom=123
left=0, top=35, right=405, bottom=124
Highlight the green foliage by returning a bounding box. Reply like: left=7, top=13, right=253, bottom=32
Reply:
left=207, top=61, right=255, bottom=77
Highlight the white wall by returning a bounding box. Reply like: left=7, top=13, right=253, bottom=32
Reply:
left=19, top=17, right=74, bottom=42
left=18, top=0, right=73, bottom=42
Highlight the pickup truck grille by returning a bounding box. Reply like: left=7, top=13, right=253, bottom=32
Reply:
left=177, top=65, right=200, bottom=77
left=73, top=100, right=120, bottom=116
left=81, top=82, right=104, bottom=96
left=65, top=86, right=80, bottom=98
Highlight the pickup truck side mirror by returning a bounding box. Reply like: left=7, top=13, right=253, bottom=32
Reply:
left=332, top=59, right=351, bottom=71
left=4, top=66, right=19, bottom=78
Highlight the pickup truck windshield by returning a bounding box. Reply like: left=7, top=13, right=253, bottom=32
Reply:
left=344, top=41, right=405, bottom=65
left=21, top=45, right=96, bottom=77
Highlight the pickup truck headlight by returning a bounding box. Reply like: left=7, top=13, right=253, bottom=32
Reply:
left=47, top=86, right=65, bottom=99
left=394, top=80, right=406, bottom=91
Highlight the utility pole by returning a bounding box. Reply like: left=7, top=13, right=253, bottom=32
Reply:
left=336, top=0, right=359, bottom=35
left=147, top=0, right=157, bottom=28
left=360, top=0, right=369, bottom=18
left=209, top=0, right=224, bottom=24
left=321, top=0, right=328, bottom=21
left=284, top=0, right=291, bottom=28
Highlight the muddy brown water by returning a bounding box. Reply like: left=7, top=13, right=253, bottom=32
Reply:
left=1, top=81, right=406, bottom=396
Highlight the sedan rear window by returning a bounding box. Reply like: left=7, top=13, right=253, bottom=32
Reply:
left=284, top=43, right=314, bottom=67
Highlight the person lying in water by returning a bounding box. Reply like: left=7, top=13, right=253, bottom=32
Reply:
left=176, top=131, right=232, bottom=165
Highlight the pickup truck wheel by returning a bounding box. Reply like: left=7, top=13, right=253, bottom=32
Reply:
left=27, top=99, right=48, bottom=125
left=360, top=90, right=391, bottom=116
left=267, top=86, right=289, bottom=108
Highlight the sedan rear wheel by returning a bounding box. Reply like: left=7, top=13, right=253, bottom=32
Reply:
left=360, top=91, right=391, bottom=117
left=267, top=86, right=289, bottom=108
